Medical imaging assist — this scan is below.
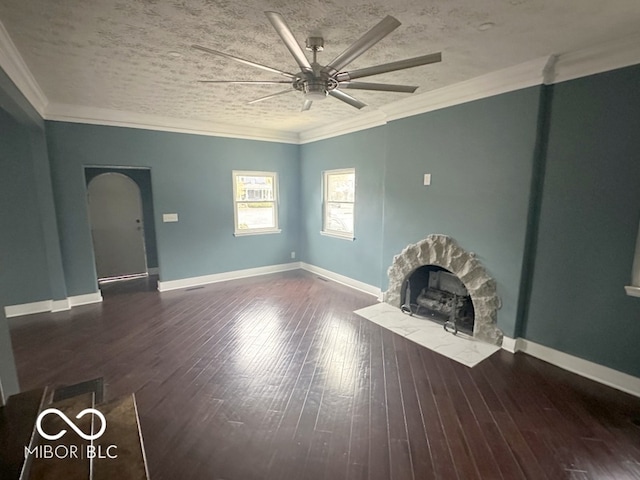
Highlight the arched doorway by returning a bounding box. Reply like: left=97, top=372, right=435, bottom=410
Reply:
left=87, top=173, right=148, bottom=279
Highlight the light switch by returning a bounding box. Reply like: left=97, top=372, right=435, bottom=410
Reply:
left=163, top=213, right=178, bottom=222
left=423, top=174, right=431, bottom=186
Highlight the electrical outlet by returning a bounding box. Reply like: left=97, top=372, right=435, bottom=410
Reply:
left=291, top=251, right=296, bottom=259
left=423, top=174, right=431, bottom=186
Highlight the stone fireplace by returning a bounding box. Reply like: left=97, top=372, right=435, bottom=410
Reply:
left=383, top=234, right=503, bottom=346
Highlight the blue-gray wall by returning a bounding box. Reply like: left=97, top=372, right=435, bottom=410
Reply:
left=381, top=88, right=543, bottom=338
left=45, top=122, right=300, bottom=296
left=0, top=65, right=68, bottom=398
left=525, top=65, right=640, bottom=377
left=0, top=108, right=52, bottom=305
left=299, top=88, right=543, bottom=338
left=300, top=127, right=386, bottom=287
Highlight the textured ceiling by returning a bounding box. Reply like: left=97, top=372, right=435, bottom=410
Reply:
left=1, top=0, right=640, bottom=134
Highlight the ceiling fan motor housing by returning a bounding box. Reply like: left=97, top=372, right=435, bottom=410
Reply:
left=294, top=69, right=338, bottom=100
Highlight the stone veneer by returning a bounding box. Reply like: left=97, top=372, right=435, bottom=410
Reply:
left=383, top=234, right=503, bottom=346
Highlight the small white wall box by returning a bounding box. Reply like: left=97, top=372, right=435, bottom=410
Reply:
left=163, top=213, right=178, bottom=222
left=423, top=174, right=431, bottom=186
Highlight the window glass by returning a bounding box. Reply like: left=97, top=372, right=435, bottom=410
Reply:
left=233, top=171, right=279, bottom=235
left=323, top=169, right=355, bottom=239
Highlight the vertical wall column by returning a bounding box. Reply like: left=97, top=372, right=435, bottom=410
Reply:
left=513, top=85, right=554, bottom=337
left=31, top=127, right=68, bottom=304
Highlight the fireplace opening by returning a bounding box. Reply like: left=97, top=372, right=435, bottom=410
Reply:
left=400, top=265, right=475, bottom=335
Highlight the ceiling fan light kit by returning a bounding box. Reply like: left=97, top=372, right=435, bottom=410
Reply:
left=193, top=11, right=442, bottom=111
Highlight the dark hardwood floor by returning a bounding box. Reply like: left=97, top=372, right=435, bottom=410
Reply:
left=8, top=271, right=640, bottom=479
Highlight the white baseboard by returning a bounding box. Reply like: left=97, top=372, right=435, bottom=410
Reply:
left=500, top=336, right=526, bottom=353
left=4, top=300, right=52, bottom=318
left=69, top=292, right=103, bottom=307
left=502, top=336, right=640, bottom=398
left=4, top=292, right=103, bottom=318
left=156, top=261, right=382, bottom=298
left=157, top=262, right=301, bottom=292
left=300, top=262, right=382, bottom=298
left=51, top=299, right=71, bottom=312
left=624, top=285, right=640, bottom=297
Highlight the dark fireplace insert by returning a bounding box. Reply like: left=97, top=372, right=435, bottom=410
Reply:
left=400, top=265, right=475, bottom=335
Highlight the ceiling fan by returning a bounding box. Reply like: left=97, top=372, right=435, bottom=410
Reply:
left=192, top=12, right=442, bottom=111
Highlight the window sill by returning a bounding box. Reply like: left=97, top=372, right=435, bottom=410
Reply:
left=234, top=229, right=281, bottom=237
left=625, top=286, right=640, bottom=298
left=320, top=231, right=355, bottom=241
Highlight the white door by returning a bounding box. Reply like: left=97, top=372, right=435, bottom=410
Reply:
left=87, top=173, right=148, bottom=279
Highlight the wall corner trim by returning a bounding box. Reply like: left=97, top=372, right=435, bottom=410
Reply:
left=502, top=337, right=640, bottom=398
left=4, top=292, right=103, bottom=318
left=156, top=262, right=301, bottom=292
left=299, top=262, right=381, bottom=298
left=500, top=336, right=525, bottom=354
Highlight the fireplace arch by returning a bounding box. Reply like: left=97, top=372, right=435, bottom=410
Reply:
left=383, top=234, right=503, bottom=345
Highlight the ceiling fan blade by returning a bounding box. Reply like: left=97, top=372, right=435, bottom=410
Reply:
left=192, top=45, right=295, bottom=78
left=265, top=12, right=312, bottom=72
left=247, top=89, right=295, bottom=105
left=329, top=90, right=367, bottom=109
left=336, top=52, right=442, bottom=81
left=198, top=80, right=292, bottom=85
left=339, top=81, right=418, bottom=93
left=323, top=15, right=401, bottom=76
left=301, top=99, right=313, bottom=111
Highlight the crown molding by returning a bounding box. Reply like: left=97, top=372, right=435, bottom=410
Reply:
left=298, top=110, right=387, bottom=144
left=298, top=56, right=552, bottom=143
left=382, top=56, right=551, bottom=123
left=44, top=103, right=299, bottom=144
left=551, top=32, right=640, bottom=85
left=0, top=20, right=48, bottom=116
left=299, top=34, right=640, bottom=143
left=2, top=13, right=640, bottom=146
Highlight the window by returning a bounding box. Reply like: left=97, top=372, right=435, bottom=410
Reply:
left=322, top=168, right=355, bottom=240
left=232, top=171, right=280, bottom=235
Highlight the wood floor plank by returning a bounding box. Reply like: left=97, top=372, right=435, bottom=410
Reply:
left=367, top=325, right=391, bottom=480
left=406, top=341, right=458, bottom=480
left=6, top=271, right=640, bottom=480
left=0, top=388, right=46, bottom=480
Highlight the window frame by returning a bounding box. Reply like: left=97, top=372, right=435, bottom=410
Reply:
left=321, top=168, right=356, bottom=241
left=232, top=170, right=281, bottom=236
